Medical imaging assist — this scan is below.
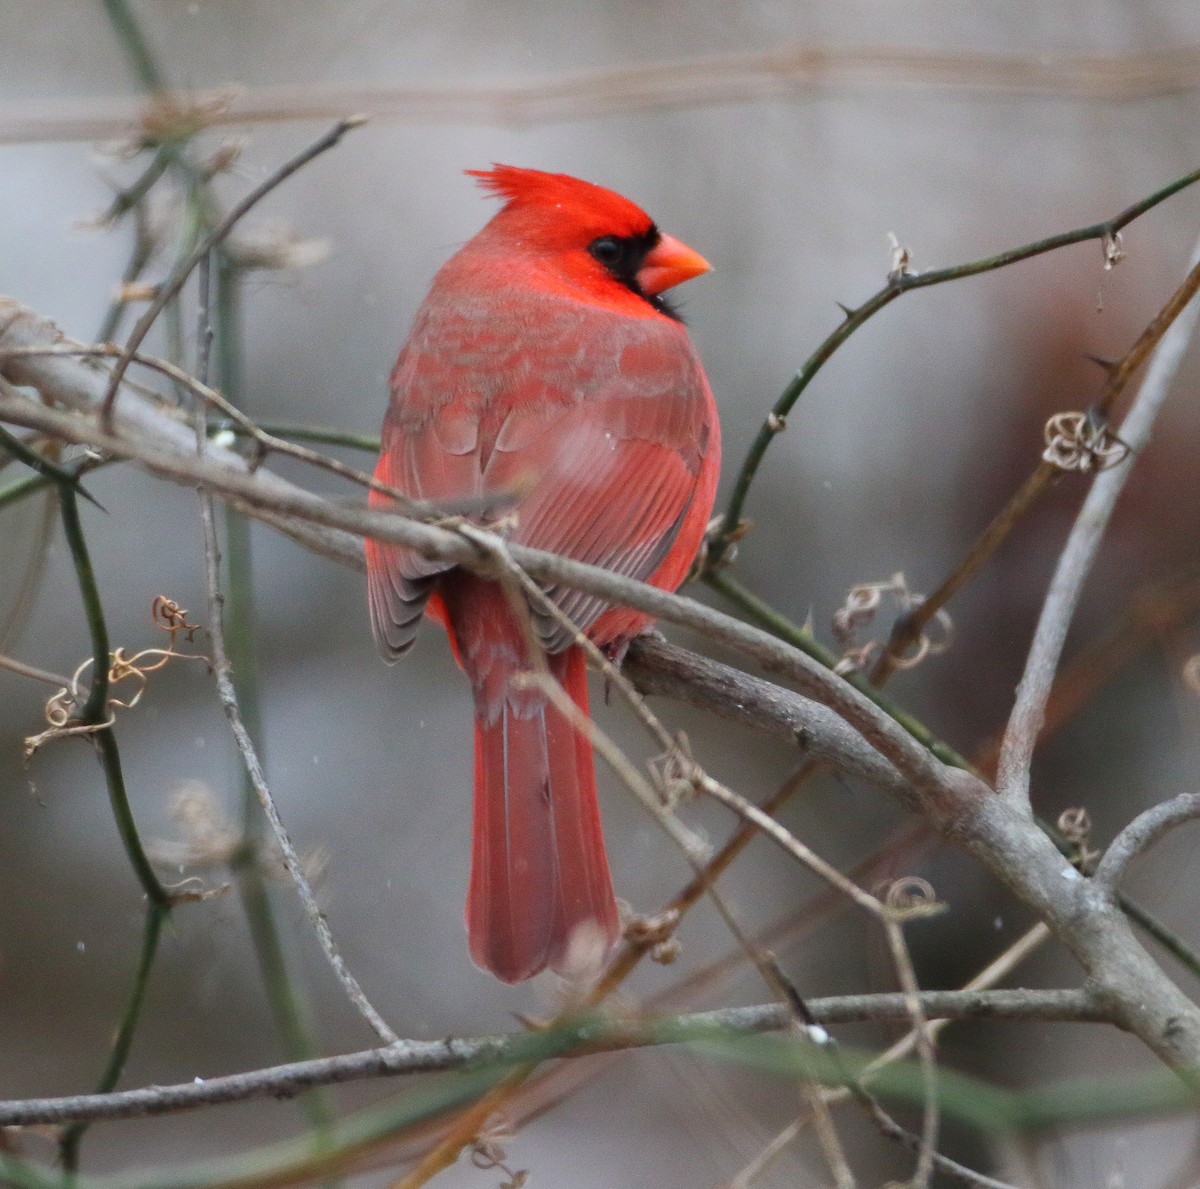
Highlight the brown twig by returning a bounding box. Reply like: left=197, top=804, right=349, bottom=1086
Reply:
left=875, top=244, right=1200, bottom=687
left=6, top=45, right=1200, bottom=145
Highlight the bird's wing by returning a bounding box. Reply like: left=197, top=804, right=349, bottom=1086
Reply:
left=478, top=298, right=713, bottom=649
left=367, top=284, right=714, bottom=657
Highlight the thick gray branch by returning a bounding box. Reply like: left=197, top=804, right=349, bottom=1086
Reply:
left=1094, top=791, right=1200, bottom=895
left=5, top=299, right=1200, bottom=1072
left=0, top=989, right=1100, bottom=1127
left=625, top=634, right=909, bottom=798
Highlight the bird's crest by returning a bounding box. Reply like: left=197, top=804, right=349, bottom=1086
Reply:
left=467, top=165, right=653, bottom=238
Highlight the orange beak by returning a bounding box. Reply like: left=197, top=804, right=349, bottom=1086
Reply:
left=637, top=232, right=711, bottom=296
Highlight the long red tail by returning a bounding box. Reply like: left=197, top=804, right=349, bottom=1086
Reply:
left=440, top=575, right=619, bottom=983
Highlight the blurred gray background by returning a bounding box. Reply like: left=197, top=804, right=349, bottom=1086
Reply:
left=2, top=2, right=1200, bottom=1185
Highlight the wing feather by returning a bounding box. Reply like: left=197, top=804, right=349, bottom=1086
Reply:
left=366, top=263, right=716, bottom=659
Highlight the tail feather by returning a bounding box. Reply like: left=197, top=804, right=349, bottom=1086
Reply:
left=443, top=576, right=619, bottom=983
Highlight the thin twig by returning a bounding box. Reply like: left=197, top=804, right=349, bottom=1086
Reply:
left=195, top=418, right=399, bottom=1046
left=997, top=240, right=1200, bottom=808
left=98, top=116, right=366, bottom=428
left=0, top=991, right=1096, bottom=1128
left=710, top=164, right=1200, bottom=565
left=470, top=530, right=860, bottom=1184
left=0, top=652, right=72, bottom=688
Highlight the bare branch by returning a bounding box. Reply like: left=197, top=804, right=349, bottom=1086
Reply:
left=195, top=442, right=399, bottom=1046
left=0, top=989, right=1101, bottom=1128
left=5, top=45, right=1200, bottom=145
left=997, top=241, right=1200, bottom=809
left=1094, top=791, right=1200, bottom=895
left=0, top=652, right=71, bottom=689
left=6, top=301, right=1200, bottom=1072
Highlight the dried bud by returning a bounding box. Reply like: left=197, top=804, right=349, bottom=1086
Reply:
left=1042, top=411, right=1129, bottom=473
left=650, top=937, right=682, bottom=965
left=1057, top=807, right=1092, bottom=844
left=224, top=221, right=331, bottom=272
left=887, top=231, right=913, bottom=277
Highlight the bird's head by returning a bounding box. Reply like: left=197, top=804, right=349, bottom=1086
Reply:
left=468, top=164, right=710, bottom=315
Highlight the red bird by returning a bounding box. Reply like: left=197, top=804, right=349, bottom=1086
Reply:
left=366, top=166, right=720, bottom=982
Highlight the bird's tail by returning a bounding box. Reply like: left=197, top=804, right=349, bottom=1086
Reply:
left=441, top=575, right=619, bottom=983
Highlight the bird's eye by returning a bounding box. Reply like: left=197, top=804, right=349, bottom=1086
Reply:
left=589, top=236, right=624, bottom=268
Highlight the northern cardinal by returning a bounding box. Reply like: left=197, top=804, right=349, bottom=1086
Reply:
left=366, top=166, right=720, bottom=982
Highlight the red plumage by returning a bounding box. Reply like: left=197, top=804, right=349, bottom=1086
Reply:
left=366, top=166, right=720, bottom=982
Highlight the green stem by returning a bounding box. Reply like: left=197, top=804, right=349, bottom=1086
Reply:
left=100, top=0, right=167, bottom=93
left=94, top=730, right=171, bottom=908
left=710, top=163, right=1200, bottom=565
left=57, top=482, right=170, bottom=1174
left=59, top=901, right=168, bottom=1172
left=57, top=487, right=110, bottom=723
left=0, top=426, right=100, bottom=509
left=703, top=568, right=973, bottom=772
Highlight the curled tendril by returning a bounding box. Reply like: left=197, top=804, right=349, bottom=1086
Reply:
left=152, top=594, right=202, bottom=644
left=876, top=876, right=943, bottom=920
left=1057, top=806, right=1100, bottom=869
left=470, top=1117, right=528, bottom=1188
left=24, top=596, right=207, bottom=758
left=1057, top=807, right=1093, bottom=844
left=833, top=572, right=953, bottom=674
left=648, top=738, right=699, bottom=809
left=1042, top=410, right=1130, bottom=473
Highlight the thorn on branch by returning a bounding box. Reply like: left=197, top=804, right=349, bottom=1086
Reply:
left=1082, top=352, right=1120, bottom=374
